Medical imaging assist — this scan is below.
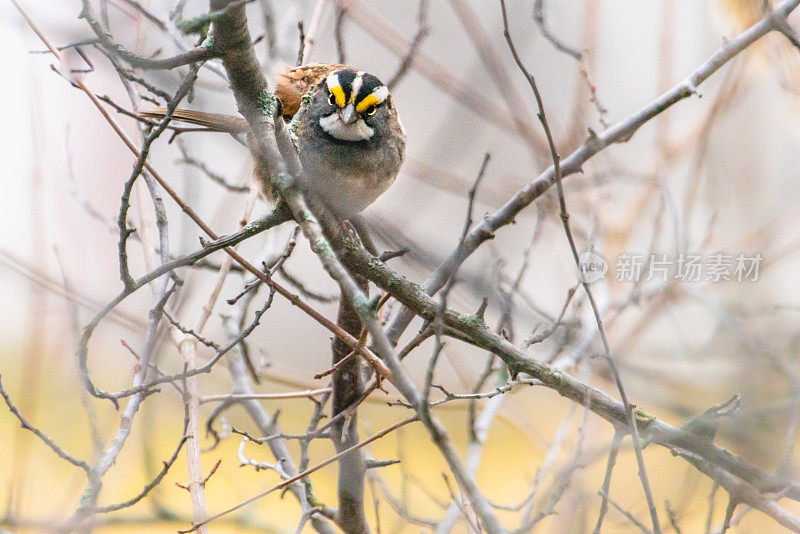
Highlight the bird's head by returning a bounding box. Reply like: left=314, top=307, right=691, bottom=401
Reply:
left=316, top=68, right=394, bottom=142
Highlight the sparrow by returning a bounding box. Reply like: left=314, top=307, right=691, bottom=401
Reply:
left=140, top=64, right=406, bottom=218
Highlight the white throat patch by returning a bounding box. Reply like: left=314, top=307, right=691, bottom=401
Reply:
left=319, top=113, right=374, bottom=141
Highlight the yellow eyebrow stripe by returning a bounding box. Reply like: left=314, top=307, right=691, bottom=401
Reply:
left=355, top=93, right=380, bottom=112
left=330, top=85, right=346, bottom=107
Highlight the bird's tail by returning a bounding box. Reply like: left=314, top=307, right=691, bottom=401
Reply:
left=138, top=108, right=249, bottom=133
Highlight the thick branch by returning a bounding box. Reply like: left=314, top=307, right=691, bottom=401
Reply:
left=331, top=279, right=370, bottom=533
left=334, top=234, right=800, bottom=506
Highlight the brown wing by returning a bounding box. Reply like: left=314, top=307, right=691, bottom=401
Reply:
left=274, top=63, right=348, bottom=119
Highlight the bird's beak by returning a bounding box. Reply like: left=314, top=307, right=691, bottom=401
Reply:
left=340, top=103, right=357, bottom=125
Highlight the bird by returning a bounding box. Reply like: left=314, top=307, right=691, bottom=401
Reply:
left=140, top=63, right=406, bottom=219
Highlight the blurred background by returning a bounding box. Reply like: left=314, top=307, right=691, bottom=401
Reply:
left=2, top=0, right=800, bottom=532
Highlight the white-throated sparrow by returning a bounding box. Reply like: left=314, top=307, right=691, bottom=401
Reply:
left=141, top=64, right=406, bottom=218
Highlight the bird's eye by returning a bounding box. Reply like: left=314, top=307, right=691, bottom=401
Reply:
left=328, top=93, right=336, bottom=106
left=364, top=105, right=377, bottom=116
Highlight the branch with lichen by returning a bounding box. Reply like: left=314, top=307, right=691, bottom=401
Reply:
left=332, top=231, right=800, bottom=518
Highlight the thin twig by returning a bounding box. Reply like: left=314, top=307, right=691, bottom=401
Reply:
left=301, top=0, right=327, bottom=65
left=0, top=375, right=90, bottom=472
left=532, top=0, right=582, bottom=60
left=592, top=431, right=624, bottom=533
left=199, top=389, right=331, bottom=404
left=387, top=0, right=429, bottom=90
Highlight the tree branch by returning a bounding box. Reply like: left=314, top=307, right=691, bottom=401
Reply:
left=384, top=0, right=800, bottom=345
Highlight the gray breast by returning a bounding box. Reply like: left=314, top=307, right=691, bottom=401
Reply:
left=296, top=118, right=404, bottom=218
